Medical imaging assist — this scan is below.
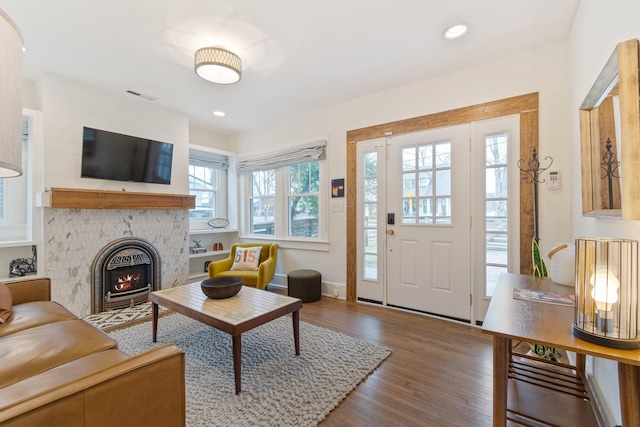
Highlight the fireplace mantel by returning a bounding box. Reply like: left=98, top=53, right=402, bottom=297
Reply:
left=44, top=187, right=195, bottom=210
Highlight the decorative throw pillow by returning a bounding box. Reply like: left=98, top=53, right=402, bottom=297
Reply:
left=230, top=246, right=262, bottom=271
left=0, top=283, right=12, bottom=324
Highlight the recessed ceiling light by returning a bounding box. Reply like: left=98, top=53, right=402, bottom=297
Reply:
left=213, top=111, right=226, bottom=117
left=22, top=45, right=27, bottom=52
left=443, top=23, right=468, bottom=39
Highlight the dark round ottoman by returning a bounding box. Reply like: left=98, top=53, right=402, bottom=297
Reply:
left=287, top=269, right=321, bottom=303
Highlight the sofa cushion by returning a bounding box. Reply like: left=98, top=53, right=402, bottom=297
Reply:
left=0, top=319, right=118, bottom=388
left=0, top=349, right=129, bottom=411
left=0, top=283, right=11, bottom=324
left=0, top=301, right=77, bottom=338
left=214, top=269, right=258, bottom=287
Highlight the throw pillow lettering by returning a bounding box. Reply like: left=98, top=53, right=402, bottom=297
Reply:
left=230, top=246, right=261, bottom=271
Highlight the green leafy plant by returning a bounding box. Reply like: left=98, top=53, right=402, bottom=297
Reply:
left=529, top=343, right=561, bottom=362
left=532, top=239, right=548, bottom=277
left=529, top=239, right=560, bottom=361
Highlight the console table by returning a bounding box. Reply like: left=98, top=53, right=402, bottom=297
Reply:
left=482, top=273, right=640, bottom=426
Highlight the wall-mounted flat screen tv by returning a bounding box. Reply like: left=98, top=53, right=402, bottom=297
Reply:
left=81, top=127, right=173, bottom=185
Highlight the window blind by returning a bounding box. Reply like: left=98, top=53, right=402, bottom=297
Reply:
left=189, top=151, right=229, bottom=170
left=236, top=140, right=326, bottom=174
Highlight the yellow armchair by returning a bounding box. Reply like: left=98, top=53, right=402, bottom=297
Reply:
left=208, top=243, right=278, bottom=290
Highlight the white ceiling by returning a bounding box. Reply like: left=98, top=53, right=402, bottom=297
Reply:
left=1, top=0, right=579, bottom=135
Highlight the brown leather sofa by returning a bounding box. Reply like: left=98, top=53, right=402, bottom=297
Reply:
left=0, top=277, right=186, bottom=427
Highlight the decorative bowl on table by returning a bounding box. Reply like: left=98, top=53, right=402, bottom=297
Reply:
left=201, top=277, right=243, bottom=299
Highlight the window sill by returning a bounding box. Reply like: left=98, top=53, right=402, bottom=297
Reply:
left=0, top=240, right=37, bottom=249
left=238, top=235, right=329, bottom=252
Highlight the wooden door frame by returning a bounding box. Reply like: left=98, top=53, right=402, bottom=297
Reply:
left=345, top=93, right=539, bottom=301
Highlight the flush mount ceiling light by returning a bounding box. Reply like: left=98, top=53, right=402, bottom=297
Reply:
left=194, top=46, right=242, bottom=84
left=443, top=23, right=468, bottom=39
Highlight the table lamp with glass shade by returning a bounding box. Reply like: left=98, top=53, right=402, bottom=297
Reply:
left=573, top=238, right=639, bottom=349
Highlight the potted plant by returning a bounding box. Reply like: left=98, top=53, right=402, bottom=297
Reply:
left=529, top=239, right=561, bottom=362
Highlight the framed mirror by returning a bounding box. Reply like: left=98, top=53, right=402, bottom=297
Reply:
left=580, top=39, right=640, bottom=219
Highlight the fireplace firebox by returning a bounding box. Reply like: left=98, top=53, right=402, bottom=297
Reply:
left=91, top=238, right=161, bottom=313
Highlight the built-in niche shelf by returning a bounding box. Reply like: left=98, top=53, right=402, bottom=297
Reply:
left=41, top=187, right=195, bottom=210
left=188, top=228, right=237, bottom=280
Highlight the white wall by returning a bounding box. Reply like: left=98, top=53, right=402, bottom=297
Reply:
left=40, top=72, right=190, bottom=194
left=189, top=122, right=233, bottom=152
left=568, top=1, right=640, bottom=424
left=231, top=41, right=572, bottom=294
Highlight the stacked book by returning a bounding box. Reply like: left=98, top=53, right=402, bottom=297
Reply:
left=190, top=247, right=207, bottom=254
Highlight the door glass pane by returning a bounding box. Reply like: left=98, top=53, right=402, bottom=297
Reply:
left=486, top=167, right=508, bottom=198
left=402, top=198, right=416, bottom=223
left=418, top=171, right=432, bottom=196
left=364, top=178, right=377, bottom=202
left=364, top=229, right=377, bottom=252
left=486, top=232, right=508, bottom=254
left=418, top=145, right=432, bottom=168
left=364, top=203, right=377, bottom=227
left=435, top=198, right=451, bottom=224
left=435, top=170, right=451, bottom=196
left=402, top=173, right=416, bottom=197
left=435, top=142, right=451, bottom=167
left=486, top=201, right=507, bottom=231
left=364, top=152, right=377, bottom=176
left=418, top=198, right=433, bottom=224
left=402, top=147, right=416, bottom=171
left=486, top=133, right=508, bottom=164
left=486, top=265, right=507, bottom=297
left=364, top=254, right=378, bottom=280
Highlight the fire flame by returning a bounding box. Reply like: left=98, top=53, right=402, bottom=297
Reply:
left=114, top=273, right=141, bottom=291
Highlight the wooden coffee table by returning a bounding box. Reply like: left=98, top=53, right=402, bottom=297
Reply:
left=149, top=281, right=303, bottom=394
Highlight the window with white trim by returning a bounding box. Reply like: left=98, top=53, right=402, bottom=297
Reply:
left=250, top=169, right=275, bottom=235
left=189, top=148, right=228, bottom=226
left=288, top=162, right=319, bottom=237
left=240, top=140, right=326, bottom=241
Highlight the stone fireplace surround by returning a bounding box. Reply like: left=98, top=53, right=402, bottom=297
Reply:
left=43, top=208, right=190, bottom=317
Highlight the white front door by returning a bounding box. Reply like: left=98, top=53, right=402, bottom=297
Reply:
left=356, top=119, right=519, bottom=323
left=385, top=125, right=471, bottom=320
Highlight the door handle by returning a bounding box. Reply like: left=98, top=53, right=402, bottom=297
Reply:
left=386, top=229, right=394, bottom=235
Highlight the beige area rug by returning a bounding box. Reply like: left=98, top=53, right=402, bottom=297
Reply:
left=107, top=313, right=391, bottom=427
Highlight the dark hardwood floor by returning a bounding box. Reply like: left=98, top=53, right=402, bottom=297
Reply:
left=270, top=288, right=495, bottom=427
